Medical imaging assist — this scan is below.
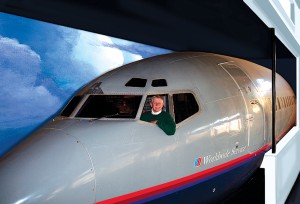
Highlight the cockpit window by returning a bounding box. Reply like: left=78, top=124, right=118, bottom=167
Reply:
left=151, top=79, right=167, bottom=87
left=125, top=78, right=147, bottom=87
left=60, top=96, right=83, bottom=117
left=173, top=93, right=199, bottom=123
left=140, top=93, right=199, bottom=124
left=76, top=95, right=142, bottom=119
left=143, top=94, right=169, bottom=113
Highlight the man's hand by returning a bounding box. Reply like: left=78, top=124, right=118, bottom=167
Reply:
left=151, top=120, right=158, bottom=124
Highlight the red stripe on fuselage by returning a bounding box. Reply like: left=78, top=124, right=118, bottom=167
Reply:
left=96, top=125, right=294, bottom=203
left=96, top=147, right=268, bottom=203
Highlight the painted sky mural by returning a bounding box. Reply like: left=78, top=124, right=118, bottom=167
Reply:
left=0, top=12, right=171, bottom=156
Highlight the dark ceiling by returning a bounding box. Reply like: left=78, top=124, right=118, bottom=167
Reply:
left=0, top=0, right=294, bottom=60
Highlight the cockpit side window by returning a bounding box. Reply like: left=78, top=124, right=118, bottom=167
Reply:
left=76, top=95, right=142, bottom=119
left=173, top=93, right=199, bottom=123
left=140, top=94, right=176, bottom=135
left=142, top=94, right=169, bottom=113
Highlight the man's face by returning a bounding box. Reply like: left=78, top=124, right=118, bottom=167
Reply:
left=151, top=97, right=164, bottom=113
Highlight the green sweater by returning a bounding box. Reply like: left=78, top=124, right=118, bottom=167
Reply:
left=140, top=111, right=176, bottom=135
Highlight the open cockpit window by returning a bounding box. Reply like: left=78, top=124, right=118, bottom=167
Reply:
left=76, top=95, right=142, bottom=119
left=142, top=94, right=169, bottom=113
left=140, top=93, right=199, bottom=124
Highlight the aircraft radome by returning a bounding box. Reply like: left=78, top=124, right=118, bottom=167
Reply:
left=0, top=52, right=296, bottom=203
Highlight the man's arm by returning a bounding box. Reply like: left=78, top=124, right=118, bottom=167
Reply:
left=156, top=112, right=176, bottom=135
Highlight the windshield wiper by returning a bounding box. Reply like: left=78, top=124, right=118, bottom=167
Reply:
left=103, top=113, right=120, bottom=118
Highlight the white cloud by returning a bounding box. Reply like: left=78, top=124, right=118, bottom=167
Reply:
left=72, top=31, right=125, bottom=73
left=40, top=27, right=148, bottom=90
left=110, top=36, right=171, bottom=58
left=0, top=36, right=40, bottom=80
left=0, top=37, right=61, bottom=128
left=122, top=50, right=143, bottom=64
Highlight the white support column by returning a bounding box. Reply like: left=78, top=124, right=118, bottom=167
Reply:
left=293, top=1, right=300, bottom=41
left=261, top=127, right=300, bottom=204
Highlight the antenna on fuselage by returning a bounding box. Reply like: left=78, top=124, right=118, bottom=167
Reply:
left=271, top=28, right=276, bottom=154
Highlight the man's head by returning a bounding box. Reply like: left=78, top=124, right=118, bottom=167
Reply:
left=150, top=95, right=164, bottom=113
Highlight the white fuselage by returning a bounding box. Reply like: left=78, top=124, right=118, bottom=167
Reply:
left=0, top=52, right=296, bottom=204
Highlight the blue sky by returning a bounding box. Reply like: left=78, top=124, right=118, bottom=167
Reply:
left=0, top=12, right=171, bottom=156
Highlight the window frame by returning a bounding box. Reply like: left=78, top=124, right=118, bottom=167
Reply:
left=172, top=91, right=201, bottom=124
left=140, top=91, right=201, bottom=125
left=71, top=94, right=144, bottom=120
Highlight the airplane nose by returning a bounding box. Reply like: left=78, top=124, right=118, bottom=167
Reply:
left=0, top=128, right=95, bottom=204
